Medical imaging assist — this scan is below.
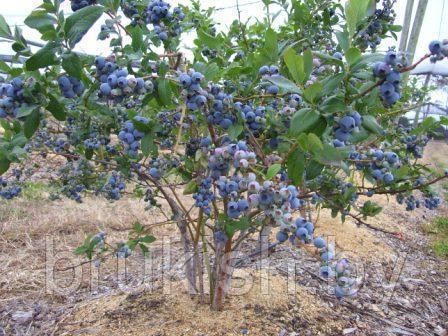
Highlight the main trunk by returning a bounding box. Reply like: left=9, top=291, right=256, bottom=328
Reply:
left=211, top=239, right=233, bottom=310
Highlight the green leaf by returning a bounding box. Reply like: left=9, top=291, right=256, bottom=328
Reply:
left=62, top=52, right=82, bottom=79
left=394, top=166, right=410, bottom=180
left=85, top=148, right=93, bottom=159
left=0, top=60, right=10, bottom=73
left=361, top=201, right=382, bottom=216
left=157, top=78, right=172, bottom=106
left=16, top=105, right=37, bottom=118
left=24, top=10, right=56, bottom=33
left=139, top=243, right=149, bottom=255
left=26, top=41, right=59, bottom=71
left=390, top=24, right=402, bottom=32
left=287, top=148, right=305, bottom=185
left=313, top=51, right=344, bottom=66
left=46, top=94, right=66, bottom=121
left=24, top=109, right=40, bottom=138
left=133, top=221, right=144, bottom=233
left=411, top=117, right=437, bottom=135
left=197, top=29, right=223, bottom=49
left=362, top=115, right=383, bottom=135
left=228, top=123, right=243, bottom=140
left=345, top=0, right=369, bottom=39
left=0, top=155, right=10, bottom=174
left=264, top=28, right=278, bottom=62
left=64, top=5, right=104, bottom=48
left=183, top=180, right=198, bottom=195
left=74, top=246, right=87, bottom=255
left=314, top=144, right=349, bottom=167
left=290, top=108, right=321, bottom=136
left=306, top=160, right=324, bottom=180
left=0, top=15, right=11, bottom=38
left=284, top=47, right=304, bottom=83
left=131, top=26, right=143, bottom=52
left=139, top=235, right=156, bottom=244
left=265, top=76, right=300, bottom=93
left=303, top=49, right=313, bottom=83
left=345, top=47, right=362, bottom=66
left=266, top=163, right=282, bottom=180
left=302, top=81, right=323, bottom=103
left=225, top=217, right=250, bottom=237
left=351, top=53, right=384, bottom=71
left=194, top=62, right=220, bottom=81
left=335, top=31, right=349, bottom=52
left=321, top=73, right=344, bottom=96
left=307, top=133, right=323, bottom=152
left=141, top=133, right=156, bottom=156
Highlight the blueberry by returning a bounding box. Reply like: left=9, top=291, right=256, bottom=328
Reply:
left=58, top=76, right=71, bottom=90
left=382, top=172, right=394, bottom=184
left=335, top=128, right=350, bottom=142
left=384, top=50, right=397, bottom=65
left=100, top=83, right=112, bottom=95
left=191, top=72, right=204, bottom=83
left=149, top=167, right=160, bottom=179
left=296, top=227, right=308, bottom=240
left=429, top=40, right=442, bottom=55
left=373, top=62, right=391, bottom=78
left=258, top=65, right=269, bottom=75
left=333, top=51, right=343, bottom=60
left=339, top=116, right=356, bottom=132
left=267, top=85, right=279, bottom=95
left=380, top=82, right=395, bottom=98
left=276, top=230, right=288, bottom=243
left=313, top=237, right=326, bottom=249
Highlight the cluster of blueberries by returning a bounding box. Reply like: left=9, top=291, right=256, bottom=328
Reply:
left=333, top=111, right=363, bottom=145
left=207, top=141, right=257, bottom=180
left=401, top=132, right=429, bottom=159
left=193, top=177, right=215, bottom=215
left=83, top=131, right=104, bottom=150
left=276, top=216, right=314, bottom=244
left=350, top=148, right=399, bottom=185
left=121, top=1, right=139, bottom=25
left=144, top=0, right=185, bottom=41
left=373, top=50, right=401, bottom=106
left=155, top=110, right=187, bottom=149
left=116, top=241, right=132, bottom=258
left=103, top=172, right=126, bottom=200
left=428, top=39, right=448, bottom=62
left=148, top=156, right=179, bottom=180
left=70, top=0, right=96, bottom=11
left=355, top=0, right=396, bottom=51
left=277, top=220, right=357, bottom=298
left=57, top=160, right=95, bottom=203
left=118, top=117, right=147, bottom=157
left=279, top=94, right=302, bottom=117
left=53, top=138, right=70, bottom=153
left=0, top=177, right=21, bottom=200
left=58, top=76, right=85, bottom=99
left=0, top=77, right=28, bottom=119
left=396, top=193, right=441, bottom=211
left=235, top=103, right=266, bottom=137
left=205, top=84, right=235, bottom=130
left=258, top=65, right=280, bottom=95
left=94, top=57, right=153, bottom=103
left=179, top=71, right=207, bottom=111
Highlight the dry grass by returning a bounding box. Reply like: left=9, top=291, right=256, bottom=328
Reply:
left=61, top=272, right=346, bottom=336
left=0, top=195, right=173, bottom=302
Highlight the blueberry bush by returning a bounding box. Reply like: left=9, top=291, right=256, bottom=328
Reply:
left=0, top=0, right=447, bottom=310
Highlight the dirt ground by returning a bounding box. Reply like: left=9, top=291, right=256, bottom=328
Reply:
left=0, top=141, right=448, bottom=336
